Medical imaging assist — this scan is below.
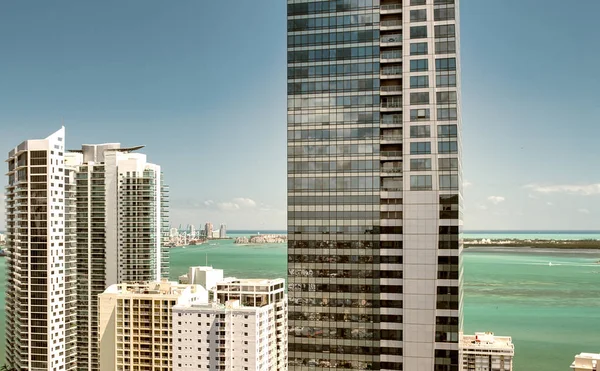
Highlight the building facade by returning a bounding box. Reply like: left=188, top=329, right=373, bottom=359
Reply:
left=460, top=332, right=513, bottom=371
left=5, top=127, right=78, bottom=370
left=65, top=143, right=170, bottom=371
left=5, top=129, right=169, bottom=371
left=570, top=353, right=600, bottom=371
left=173, top=278, right=288, bottom=371
left=98, top=281, right=208, bottom=371
left=287, top=0, right=462, bottom=370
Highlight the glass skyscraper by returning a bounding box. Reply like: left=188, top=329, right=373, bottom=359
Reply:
left=287, top=1, right=462, bottom=370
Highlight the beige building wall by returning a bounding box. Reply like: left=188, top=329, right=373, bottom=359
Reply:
left=98, top=281, right=207, bottom=371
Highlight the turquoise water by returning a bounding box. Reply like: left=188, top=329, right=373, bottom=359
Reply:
left=1, top=233, right=599, bottom=369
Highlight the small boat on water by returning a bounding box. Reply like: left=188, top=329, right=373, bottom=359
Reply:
left=0, top=249, right=7, bottom=257
left=548, top=262, right=553, bottom=266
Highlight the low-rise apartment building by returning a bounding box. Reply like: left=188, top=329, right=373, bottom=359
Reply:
left=98, top=281, right=207, bottom=371
left=460, top=332, right=514, bottom=371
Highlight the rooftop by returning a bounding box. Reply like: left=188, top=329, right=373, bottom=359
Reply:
left=101, top=280, right=205, bottom=297
left=571, top=353, right=600, bottom=370
left=461, top=332, right=514, bottom=352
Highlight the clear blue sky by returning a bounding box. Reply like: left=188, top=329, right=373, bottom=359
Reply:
left=0, top=1, right=598, bottom=230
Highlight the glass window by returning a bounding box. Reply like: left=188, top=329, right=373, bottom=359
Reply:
left=410, top=125, right=430, bottom=138
left=411, top=0, right=426, bottom=4
left=436, top=91, right=457, bottom=104
left=410, top=108, right=430, bottom=121
left=437, top=108, right=457, bottom=120
left=434, top=0, right=455, bottom=4
left=434, top=7, right=455, bottom=21
left=410, top=142, right=431, bottom=154
left=410, top=75, right=429, bottom=88
left=410, top=42, right=428, bottom=55
left=438, top=125, right=457, bottom=138
left=439, top=158, right=459, bottom=170
left=436, top=72, right=457, bottom=87
left=435, top=40, right=456, bottom=54
left=410, top=175, right=432, bottom=190
left=436, top=58, right=457, bottom=71
left=435, top=25, right=455, bottom=38
left=410, top=92, right=430, bottom=105
left=410, top=59, right=428, bottom=72
left=438, top=141, right=458, bottom=154
left=410, top=26, right=427, bottom=39
left=410, top=9, right=427, bottom=22
left=439, top=174, right=459, bottom=190
left=410, top=158, right=432, bottom=171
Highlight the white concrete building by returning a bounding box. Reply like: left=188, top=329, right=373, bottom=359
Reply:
left=65, top=142, right=169, bottom=370
left=571, top=353, right=600, bottom=371
left=5, top=127, right=78, bottom=370
left=219, top=223, right=227, bottom=238
left=98, top=281, right=208, bottom=371
left=97, top=268, right=287, bottom=371
left=173, top=277, right=288, bottom=371
left=205, top=222, right=213, bottom=238
left=4, top=128, right=169, bottom=371
left=178, top=266, right=224, bottom=290
left=460, top=332, right=514, bottom=371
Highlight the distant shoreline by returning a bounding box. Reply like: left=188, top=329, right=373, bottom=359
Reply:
left=464, top=239, right=600, bottom=249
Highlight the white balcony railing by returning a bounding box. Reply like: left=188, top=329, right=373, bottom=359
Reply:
left=381, top=85, right=402, bottom=92
left=381, top=50, right=402, bottom=60
left=381, top=4, right=402, bottom=11
left=381, top=20, right=402, bottom=28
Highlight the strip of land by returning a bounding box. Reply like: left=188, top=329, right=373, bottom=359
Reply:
left=464, top=239, right=600, bottom=249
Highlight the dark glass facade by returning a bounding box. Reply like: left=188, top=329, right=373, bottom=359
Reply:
left=287, top=1, right=462, bottom=370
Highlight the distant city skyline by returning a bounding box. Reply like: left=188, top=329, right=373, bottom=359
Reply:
left=1, top=0, right=600, bottom=230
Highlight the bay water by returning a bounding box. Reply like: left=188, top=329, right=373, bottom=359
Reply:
left=0, top=232, right=598, bottom=370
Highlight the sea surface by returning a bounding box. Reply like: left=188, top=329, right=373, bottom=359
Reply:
left=0, top=231, right=599, bottom=370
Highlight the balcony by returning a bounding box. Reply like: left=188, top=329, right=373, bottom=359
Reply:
left=381, top=101, right=402, bottom=112
left=381, top=66, right=402, bottom=79
left=380, top=34, right=402, bottom=46
left=381, top=50, right=402, bottom=63
left=380, top=151, right=403, bottom=159
left=381, top=20, right=402, bottom=31
left=380, top=85, right=402, bottom=95
left=380, top=135, right=403, bottom=143
left=381, top=3, right=402, bottom=14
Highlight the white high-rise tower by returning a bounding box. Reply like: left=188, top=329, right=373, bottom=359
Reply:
left=5, top=127, right=78, bottom=370
left=66, top=143, right=170, bottom=370
left=5, top=129, right=169, bottom=371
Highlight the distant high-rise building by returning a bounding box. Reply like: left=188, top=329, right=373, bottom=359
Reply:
left=4, top=128, right=169, bottom=371
left=460, top=332, right=514, bottom=371
left=65, top=143, right=169, bottom=370
left=5, top=127, right=78, bottom=370
left=570, top=353, right=600, bottom=371
left=173, top=277, right=288, bottom=371
left=98, top=281, right=208, bottom=371
left=287, top=1, right=462, bottom=370
left=219, top=223, right=227, bottom=238
left=205, top=222, right=213, bottom=238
